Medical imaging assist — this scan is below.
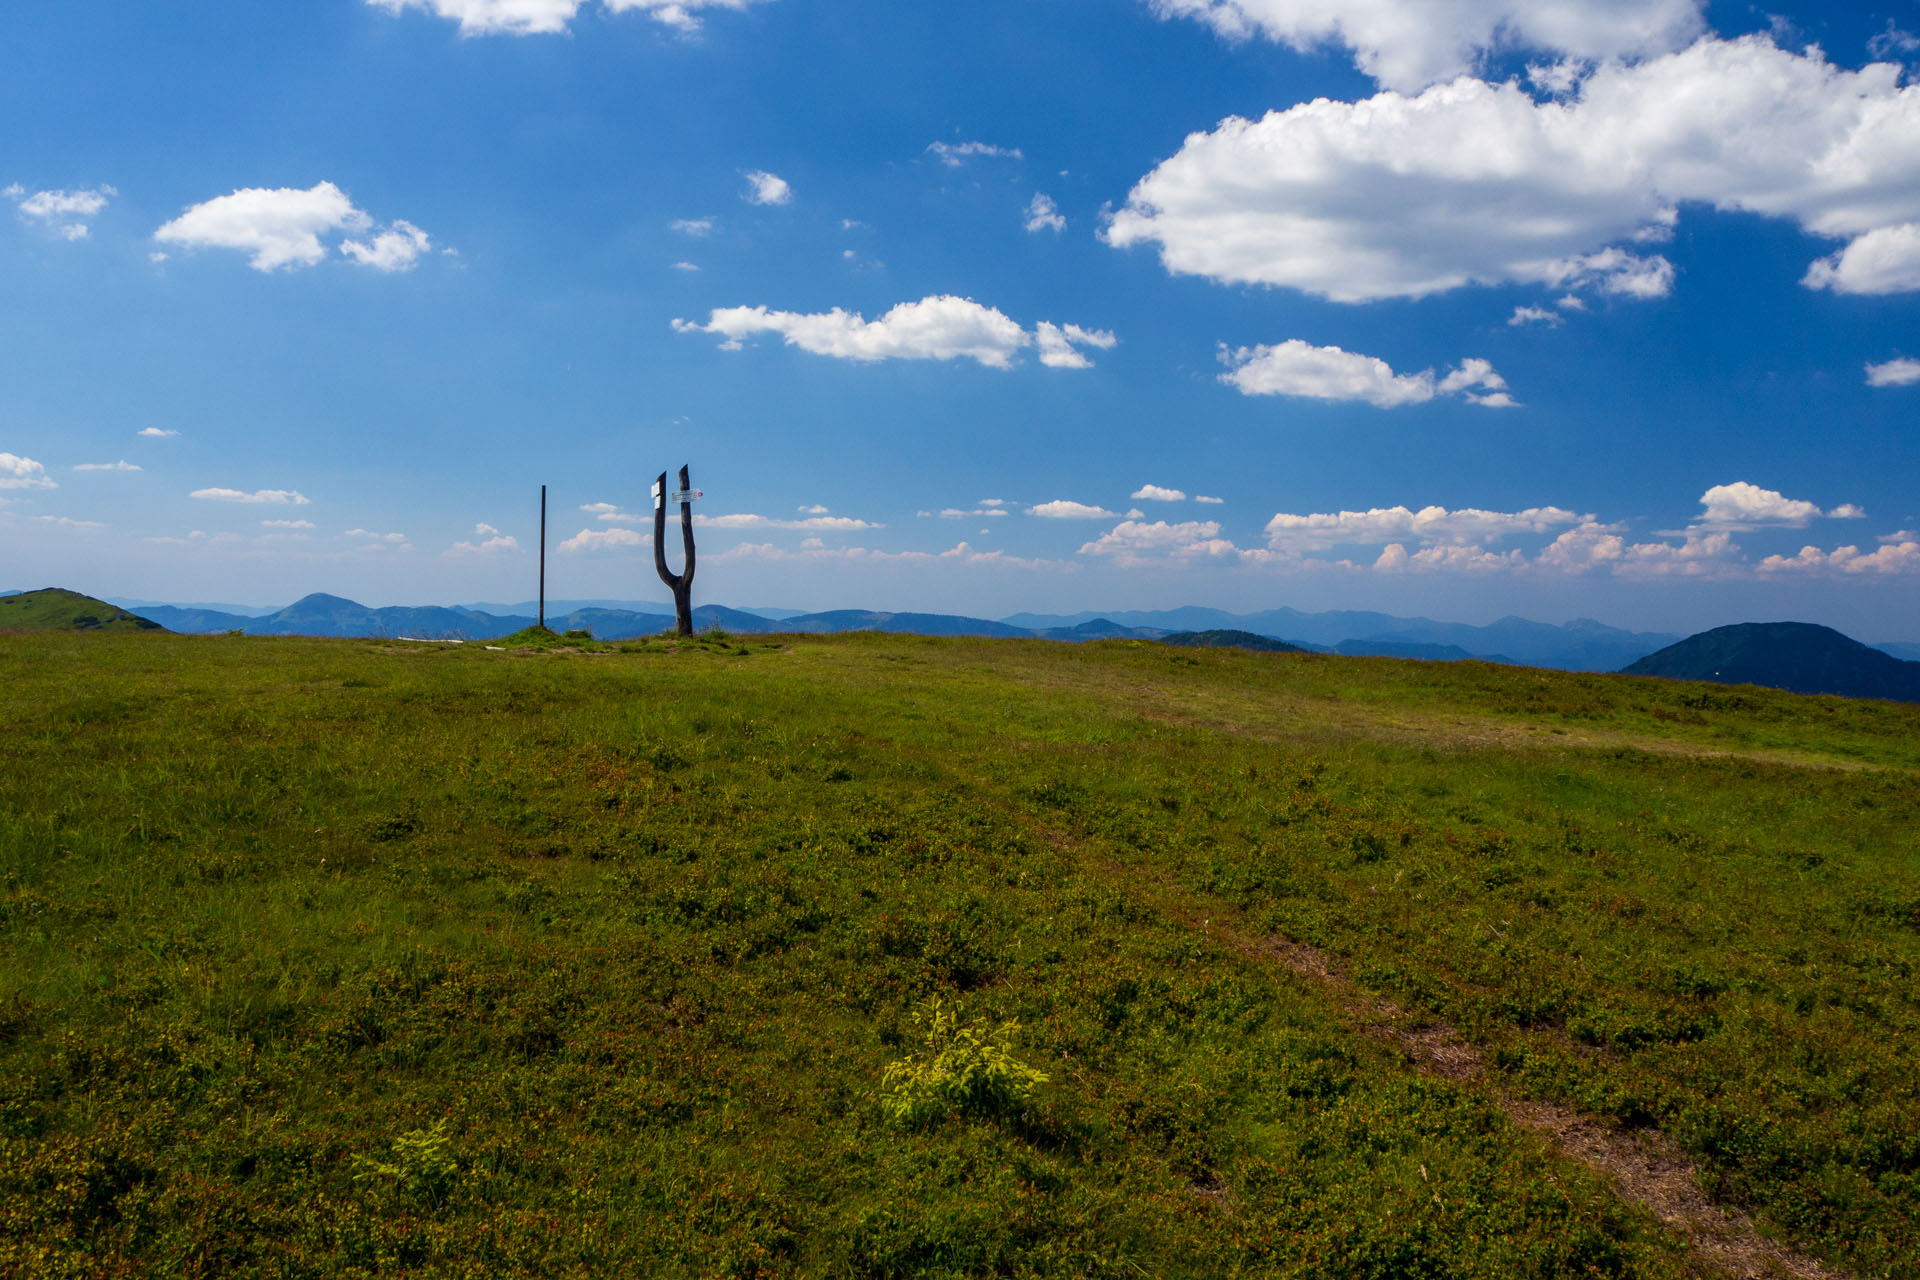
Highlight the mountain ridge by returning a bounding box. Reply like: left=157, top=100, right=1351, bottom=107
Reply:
left=1621, top=622, right=1920, bottom=703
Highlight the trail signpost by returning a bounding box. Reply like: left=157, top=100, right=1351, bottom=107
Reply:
left=653, top=464, right=700, bottom=636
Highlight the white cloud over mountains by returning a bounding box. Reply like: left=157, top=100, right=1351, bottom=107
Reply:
left=674, top=295, right=1116, bottom=370
left=1150, top=0, right=1706, bottom=92
left=366, top=0, right=770, bottom=36
left=1029, top=500, right=1119, bottom=519
left=1264, top=504, right=1586, bottom=551
left=1220, top=341, right=1514, bottom=407
left=7, top=184, right=115, bottom=240
left=1107, top=37, right=1920, bottom=302
left=154, top=182, right=435, bottom=273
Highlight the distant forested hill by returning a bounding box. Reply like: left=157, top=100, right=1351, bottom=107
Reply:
left=1622, top=621, right=1920, bottom=702
left=0, top=588, right=165, bottom=633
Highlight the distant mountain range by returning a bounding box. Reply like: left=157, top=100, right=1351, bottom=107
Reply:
left=9, top=589, right=1919, bottom=695
left=96, top=592, right=1688, bottom=669
left=1621, top=622, right=1920, bottom=702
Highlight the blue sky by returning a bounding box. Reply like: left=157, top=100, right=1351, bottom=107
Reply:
left=4, top=0, right=1919, bottom=636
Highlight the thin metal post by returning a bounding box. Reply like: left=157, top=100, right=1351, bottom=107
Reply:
left=539, top=483, right=547, bottom=629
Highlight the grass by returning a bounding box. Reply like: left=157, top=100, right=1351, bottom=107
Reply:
left=2, top=631, right=1916, bottom=1277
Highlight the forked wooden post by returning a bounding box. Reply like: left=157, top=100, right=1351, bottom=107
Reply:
left=653, top=465, right=698, bottom=636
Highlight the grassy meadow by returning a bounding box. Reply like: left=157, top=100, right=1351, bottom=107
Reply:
left=2, top=630, right=1917, bottom=1278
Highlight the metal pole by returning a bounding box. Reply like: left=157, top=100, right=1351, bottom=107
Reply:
left=539, top=484, right=547, bottom=629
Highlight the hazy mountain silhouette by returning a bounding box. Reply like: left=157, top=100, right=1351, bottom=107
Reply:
left=1161, top=630, right=1307, bottom=653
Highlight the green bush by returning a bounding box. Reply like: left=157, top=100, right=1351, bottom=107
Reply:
left=879, top=997, right=1047, bottom=1127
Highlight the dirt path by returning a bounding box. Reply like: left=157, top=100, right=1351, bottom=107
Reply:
left=1117, top=863, right=1848, bottom=1280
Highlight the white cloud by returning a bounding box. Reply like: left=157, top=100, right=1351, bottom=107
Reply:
left=450, top=525, right=520, bottom=553
left=1868, top=22, right=1920, bottom=60
left=261, top=519, right=316, bottom=529
left=1613, top=529, right=1740, bottom=578
left=1079, top=519, right=1242, bottom=565
left=1867, top=357, right=1920, bottom=387
left=1693, top=481, right=1833, bottom=529
left=1132, top=484, right=1187, bottom=502
left=798, top=503, right=829, bottom=514
left=1034, top=321, right=1117, bottom=369
left=1264, top=503, right=1584, bottom=551
left=366, top=0, right=770, bottom=36
left=1758, top=539, right=1920, bottom=576
left=1220, top=341, right=1513, bottom=407
left=580, top=504, right=643, bottom=524
left=716, top=539, right=1060, bottom=571
left=675, top=295, right=1114, bottom=371
left=190, top=487, right=311, bottom=504
left=1108, top=37, right=1920, bottom=302
left=348, top=528, right=408, bottom=542
left=32, top=515, right=106, bottom=530
left=1149, top=0, right=1706, bottom=92
left=1029, top=500, right=1120, bottom=519
left=697, top=512, right=881, bottom=531
left=928, top=141, right=1024, bottom=167
left=138, top=427, right=179, bottom=438
left=1025, top=193, right=1066, bottom=233
left=560, top=526, right=644, bottom=553
left=1374, top=542, right=1526, bottom=574
left=1509, top=305, right=1562, bottom=327
left=155, top=183, right=436, bottom=273
left=937, top=506, right=1009, bottom=519
left=9, top=184, right=114, bottom=239
left=1195, top=495, right=1225, bottom=504
left=743, top=170, right=791, bottom=206
left=339, top=219, right=432, bottom=272
left=72, top=460, right=141, bottom=472
left=671, top=261, right=700, bottom=272
left=0, top=454, right=57, bottom=490
left=671, top=217, right=714, bottom=236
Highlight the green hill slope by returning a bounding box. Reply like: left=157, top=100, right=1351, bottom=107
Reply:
left=2, top=631, right=1916, bottom=1277
left=0, top=587, right=165, bottom=633
left=1622, top=620, right=1920, bottom=701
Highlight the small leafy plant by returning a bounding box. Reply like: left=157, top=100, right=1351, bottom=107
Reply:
left=352, top=1118, right=460, bottom=1209
left=880, top=997, right=1048, bottom=1127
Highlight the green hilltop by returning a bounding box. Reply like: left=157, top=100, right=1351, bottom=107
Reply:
left=0, top=587, right=166, bottom=634
left=2, top=629, right=1916, bottom=1278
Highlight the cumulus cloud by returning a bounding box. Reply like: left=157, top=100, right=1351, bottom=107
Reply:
left=928, top=141, right=1023, bottom=167
left=1374, top=542, right=1526, bottom=574
left=1758, top=540, right=1920, bottom=576
left=559, top=527, right=644, bottom=553
left=138, top=427, right=179, bottom=438
left=155, top=182, right=436, bottom=273
left=1149, top=0, right=1706, bottom=92
left=1220, top=342, right=1514, bottom=407
left=798, top=503, right=829, bottom=514
left=696, top=512, right=881, bottom=531
left=0, top=453, right=57, bottom=490
left=348, top=528, right=408, bottom=542
left=743, top=170, right=791, bottom=205
left=366, top=0, right=770, bottom=35
left=671, top=217, right=714, bottom=236
left=190, top=487, right=311, bottom=504
left=32, top=515, right=106, bottom=530
left=1079, top=519, right=1242, bottom=565
left=716, top=539, right=1059, bottom=571
left=1264, top=503, right=1584, bottom=551
left=937, top=507, right=1009, bottom=519
left=8, top=184, right=114, bottom=239
left=73, top=460, right=140, bottom=472
left=674, top=295, right=1115, bottom=370
left=1866, top=358, right=1920, bottom=387
left=339, top=220, right=432, bottom=272
left=1195, top=495, right=1225, bottom=505
left=1509, top=305, right=1562, bottom=327
left=1108, top=37, right=1920, bottom=302
left=261, top=519, right=315, bottom=529
left=1029, top=500, right=1120, bottom=519
left=1025, top=193, right=1066, bottom=233
left=1692, top=481, right=1838, bottom=530
left=1034, top=321, right=1117, bottom=369
left=1131, top=484, right=1187, bottom=502
left=450, top=522, right=521, bottom=554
